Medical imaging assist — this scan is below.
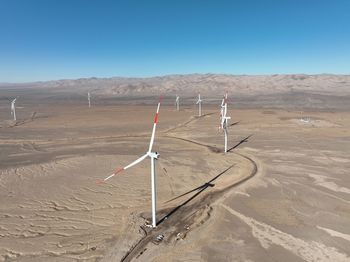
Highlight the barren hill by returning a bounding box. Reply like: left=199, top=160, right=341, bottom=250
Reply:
left=1, top=74, right=350, bottom=110
left=1, top=74, right=350, bottom=96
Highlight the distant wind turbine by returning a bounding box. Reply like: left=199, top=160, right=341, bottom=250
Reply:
left=99, top=98, right=162, bottom=228
left=175, top=95, right=179, bottom=111
left=219, top=92, right=231, bottom=153
left=88, top=92, right=91, bottom=108
left=220, top=92, right=226, bottom=118
left=11, top=98, right=17, bottom=121
left=196, top=93, right=202, bottom=116
left=300, top=111, right=310, bottom=123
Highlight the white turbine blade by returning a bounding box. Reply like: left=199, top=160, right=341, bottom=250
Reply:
left=103, top=172, right=119, bottom=182
left=148, top=100, right=161, bottom=152
left=100, top=167, right=124, bottom=182
left=224, top=103, right=228, bottom=117
left=100, top=153, right=148, bottom=183
left=124, top=153, right=148, bottom=169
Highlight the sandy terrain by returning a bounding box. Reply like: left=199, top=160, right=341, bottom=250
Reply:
left=0, top=88, right=349, bottom=261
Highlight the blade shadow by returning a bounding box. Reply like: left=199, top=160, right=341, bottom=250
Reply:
left=227, top=134, right=253, bottom=152
left=164, top=182, right=215, bottom=204
left=195, top=112, right=216, bottom=118
left=157, top=164, right=235, bottom=226
left=230, top=121, right=240, bottom=127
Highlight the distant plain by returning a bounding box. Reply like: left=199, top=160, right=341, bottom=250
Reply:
left=0, top=75, right=349, bottom=261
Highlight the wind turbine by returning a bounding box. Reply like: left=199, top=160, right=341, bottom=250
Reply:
left=219, top=92, right=227, bottom=119
left=100, top=98, right=162, bottom=228
left=11, top=98, right=17, bottom=121
left=219, top=93, right=231, bottom=153
left=196, top=93, right=202, bottom=116
left=175, top=95, right=179, bottom=111
left=300, top=111, right=310, bottom=123
left=88, top=92, right=91, bottom=108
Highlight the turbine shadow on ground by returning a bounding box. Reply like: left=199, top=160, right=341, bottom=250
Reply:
left=8, top=112, right=37, bottom=128
left=227, top=134, right=253, bottom=152
left=157, top=164, right=235, bottom=226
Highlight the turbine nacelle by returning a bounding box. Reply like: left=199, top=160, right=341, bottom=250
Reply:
left=196, top=93, right=202, bottom=104
left=11, top=99, right=16, bottom=109
left=148, top=151, right=160, bottom=159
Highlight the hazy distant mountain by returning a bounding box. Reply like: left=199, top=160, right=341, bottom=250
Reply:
left=1, top=74, right=350, bottom=96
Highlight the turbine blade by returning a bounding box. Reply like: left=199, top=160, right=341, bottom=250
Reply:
left=99, top=153, right=148, bottom=183
left=124, top=153, right=148, bottom=169
left=98, top=97, right=161, bottom=184
left=98, top=167, right=124, bottom=183
left=148, top=99, right=161, bottom=152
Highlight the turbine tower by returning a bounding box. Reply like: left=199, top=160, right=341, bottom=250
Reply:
left=219, top=93, right=231, bottom=153
left=11, top=98, right=17, bottom=121
left=196, top=93, right=202, bottom=116
left=175, top=95, right=179, bottom=111
left=88, top=92, right=91, bottom=108
left=100, top=98, right=162, bottom=228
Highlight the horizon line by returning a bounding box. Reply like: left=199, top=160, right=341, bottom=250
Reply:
left=1, top=72, right=349, bottom=85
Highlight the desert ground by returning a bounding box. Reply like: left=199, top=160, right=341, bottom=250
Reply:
left=0, top=85, right=350, bottom=261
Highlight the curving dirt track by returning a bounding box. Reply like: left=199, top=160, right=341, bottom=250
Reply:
left=116, top=136, right=258, bottom=262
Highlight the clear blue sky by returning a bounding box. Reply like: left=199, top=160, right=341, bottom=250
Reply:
left=0, top=0, right=349, bottom=82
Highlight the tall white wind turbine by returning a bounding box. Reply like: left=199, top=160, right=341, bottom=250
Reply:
left=219, top=93, right=231, bottom=153
left=196, top=93, right=202, bottom=116
left=11, top=98, right=17, bottom=121
left=175, top=95, right=179, bottom=111
left=100, top=98, right=162, bottom=228
left=88, top=92, right=91, bottom=108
